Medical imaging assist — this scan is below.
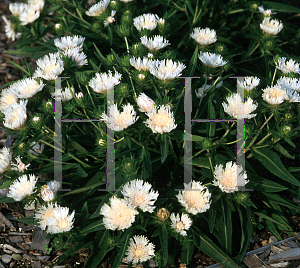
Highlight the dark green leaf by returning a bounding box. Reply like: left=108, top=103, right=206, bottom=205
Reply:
left=251, top=148, right=300, bottom=187
left=160, top=134, right=169, bottom=164
left=81, top=219, right=105, bottom=235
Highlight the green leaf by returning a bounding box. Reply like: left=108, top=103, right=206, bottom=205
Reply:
left=83, top=230, right=108, bottom=268
left=273, top=143, right=295, bottom=159
left=254, top=212, right=289, bottom=229
left=160, top=224, right=168, bottom=266
left=247, top=174, right=287, bottom=192
left=0, top=196, right=15, bottom=204
left=7, top=59, right=29, bottom=76
left=89, top=192, right=113, bottom=219
left=112, top=229, right=132, bottom=268
left=160, top=134, right=169, bottom=164
left=61, top=181, right=105, bottom=196
left=186, top=46, right=198, bottom=77
left=69, top=139, right=90, bottom=156
left=208, top=94, right=216, bottom=138
left=251, top=148, right=300, bottom=187
left=192, top=226, right=240, bottom=268
left=77, top=164, right=88, bottom=178
left=57, top=241, right=92, bottom=264
left=235, top=205, right=252, bottom=264
left=181, top=240, right=194, bottom=265
left=209, top=202, right=217, bottom=233
left=81, top=219, right=105, bottom=235
left=262, top=1, right=300, bottom=13
left=191, top=157, right=210, bottom=169
left=220, top=197, right=232, bottom=255
left=14, top=216, right=38, bottom=225
left=3, top=49, right=47, bottom=59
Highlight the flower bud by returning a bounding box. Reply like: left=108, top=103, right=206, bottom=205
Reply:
left=137, top=93, right=155, bottom=112
left=157, top=208, right=170, bottom=221
left=40, top=185, right=55, bottom=202
left=91, top=21, right=103, bottom=33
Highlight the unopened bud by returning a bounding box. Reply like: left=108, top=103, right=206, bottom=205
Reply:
left=157, top=208, right=170, bottom=221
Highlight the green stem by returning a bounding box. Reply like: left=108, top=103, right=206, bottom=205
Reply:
left=245, top=113, right=274, bottom=153
left=207, top=150, right=214, bottom=177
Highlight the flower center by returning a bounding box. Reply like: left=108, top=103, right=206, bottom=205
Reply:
left=114, top=114, right=132, bottom=128
left=44, top=64, right=57, bottom=74
left=269, top=89, right=284, bottom=98
left=57, top=219, right=69, bottom=230
left=133, top=245, right=146, bottom=259
left=151, top=113, right=172, bottom=128
left=175, top=221, right=185, bottom=231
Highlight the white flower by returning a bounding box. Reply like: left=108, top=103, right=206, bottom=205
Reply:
left=138, top=74, right=145, bottom=80
left=237, top=76, right=260, bottom=91
left=213, top=162, right=248, bottom=193
left=149, top=59, right=186, bottom=80
left=260, top=17, right=283, bottom=35
left=258, top=6, right=276, bottom=16
left=7, top=174, right=38, bottom=201
left=104, top=10, right=116, bottom=27
left=11, top=156, right=30, bottom=173
left=48, top=180, right=61, bottom=193
left=46, top=206, right=75, bottom=234
left=3, top=100, right=28, bottom=130
left=86, top=0, right=110, bottom=16
left=34, top=203, right=58, bottom=230
left=147, top=53, right=154, bottom=59
left=284, top=90, right=300, bottom=102
left=137, top=93, right=155, bottom=112
left=33, top=53, right=64, bottom=80
left=33, top=116, right=40, bottom=122
left=100, top=103, right=139, bottom=131
left=276, top=77, right=300, bottom=92
left=28, top=142, right=44, bottom=156
left=130, top=57, right=153, bottom=71
left=19, top=8, right=40, bottom=25
left=2, top=16, right=21, bottom=41
left=40, top=181, right=60, bottom=202
left=100, top=196, right=139, bottom=231
left=120, top=0, right=134, bottom=2
left=176, top=180, right=211, bottom=215
left=140, top=35, right=170, bottom=51
left=9, top=2, right=28, bottom=16
left=121, top=179, right=159, bottom=213
left=27, top=0, right=45, bottom=11
left=198, top=52, right=227, bottom=68
left=195, top=85, right=210, bottom=99
left=170, top=213, right=192, bottom=236
left=190, top=27, right=217, bottom=46
left=0, top=147, right=12, bottom=173
left=262, top=85, right=288, bottom=105
left=222, top=93, right=257, bottom=119
left=55, top=24, right=61, bottom=29
left=125, top=235, right=155, bottom=264
left=76, top=92, right=84, bottom=98
left=14, top=78, right=45, bottom=99
left=63, top=47, right=88, bottom=66
left=275, top=57, right=300, bottom=75
left=157, top=18, right=165, bottom=25
left=144, top=105, right=177, bottom=134
left=133, top=13, right=159, bottom=32
left=0, top=88, right=19, bottom=112
left=89, top=71, right=122, bottom=93
left=54, top=35, right=85, bottom=51
left=24, top=200, right=36, bottom=210
left=40, top=185, right=55, bottom=202
left=52, top=86, right=75, bottom=102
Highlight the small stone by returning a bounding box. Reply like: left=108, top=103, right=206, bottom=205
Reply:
left=32, top=261, right=42, bottom=268
left=9, top=236, right=23, bottom=243
left=11, top=254, right=22, bottom=261
left=270, top=262, right=289, bottom=267
left=261, top=240, right=268, bottom=246
left=25, top=210, right=34, bottom=217
left=271, top=245, right=284, bottom=254
left=269, top=236, right=278, bottom=244
left=269, top=248, right=300, bottom=263
left=2, top=254, right=12, bottom=264
left=16, top=242, right=30, bottom=251
left=36, top=256, right=50, bottom=262
left=31, top=228, right=50, bottom=252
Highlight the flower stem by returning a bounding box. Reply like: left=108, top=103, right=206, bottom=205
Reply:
left=245, top=113, right=274, bottom=153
